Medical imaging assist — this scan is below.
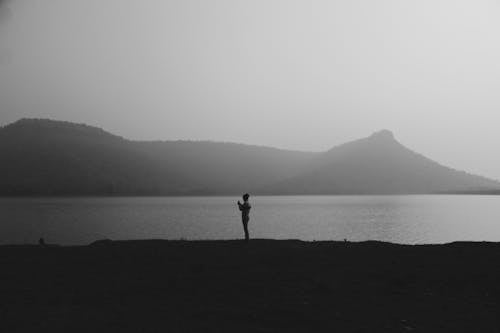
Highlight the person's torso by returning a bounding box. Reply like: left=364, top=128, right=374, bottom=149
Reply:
left=241, top=202, right=251, bottom=218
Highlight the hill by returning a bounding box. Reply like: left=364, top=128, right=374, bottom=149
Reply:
left=0, top=118, right=498, bottom=195
left=264, top=129, right=500, bottom=194
left=0, top=119, right=315, bottom=195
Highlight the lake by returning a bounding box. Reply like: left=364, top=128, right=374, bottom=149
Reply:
left=1, top=195, right=500, bottom=245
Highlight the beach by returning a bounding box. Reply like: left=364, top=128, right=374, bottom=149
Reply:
left=1, top=239, right=499, bottom=332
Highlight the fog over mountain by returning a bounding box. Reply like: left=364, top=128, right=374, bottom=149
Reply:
left=1, top=119, right=499, bottom=196
left=2, top=1, right=500, bottom=181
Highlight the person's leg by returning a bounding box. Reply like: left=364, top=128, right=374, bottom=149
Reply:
left=243, top=219, right=249, bottom=242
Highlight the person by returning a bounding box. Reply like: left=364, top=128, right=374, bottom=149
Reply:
left=237, top=193, right=252, bottom=242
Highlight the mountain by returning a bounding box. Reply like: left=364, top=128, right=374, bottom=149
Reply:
left=263, top=129, right=500, bottom=194
left=0, top=119, right=315, bottom=195
left=0, top=118, right=498, bottom=195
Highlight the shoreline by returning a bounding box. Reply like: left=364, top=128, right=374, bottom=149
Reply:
left=2, top=238, right=500, bottom=247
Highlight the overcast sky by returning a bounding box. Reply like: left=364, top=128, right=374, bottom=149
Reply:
left=0, top=0, right=499, bottom=180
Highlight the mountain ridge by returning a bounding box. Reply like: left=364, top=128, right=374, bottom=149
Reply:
left=264, top=129, right=499, bottom=194
left=1, top=118, right=499, bottom=195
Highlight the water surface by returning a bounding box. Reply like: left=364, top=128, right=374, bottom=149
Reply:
left=1, top=195, right=499, bottom=245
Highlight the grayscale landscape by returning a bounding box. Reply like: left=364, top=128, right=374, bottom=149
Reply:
left=2, top=0, right=500, bottom=331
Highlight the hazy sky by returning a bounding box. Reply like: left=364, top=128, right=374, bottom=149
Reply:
left=1, top=0, right=499, bottom=180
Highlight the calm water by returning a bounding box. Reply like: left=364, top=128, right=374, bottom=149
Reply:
left=1, top=196, right=500, bottom=245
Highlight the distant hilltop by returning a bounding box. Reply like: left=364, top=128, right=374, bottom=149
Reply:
left=1, top=118, right=499, bottom=196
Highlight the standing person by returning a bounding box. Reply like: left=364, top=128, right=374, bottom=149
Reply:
left=237, top=193, right=252, bottom=242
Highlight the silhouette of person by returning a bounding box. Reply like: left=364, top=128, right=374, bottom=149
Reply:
left=39, top=238, right=45, bottom=247
left=237, top=193, right=251, bottom=242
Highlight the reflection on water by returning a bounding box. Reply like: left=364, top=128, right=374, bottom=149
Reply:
left=0, top=196, right=499, bottom=245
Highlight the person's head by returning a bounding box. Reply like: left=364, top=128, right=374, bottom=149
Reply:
left=242, top=193, right=250, bottom=202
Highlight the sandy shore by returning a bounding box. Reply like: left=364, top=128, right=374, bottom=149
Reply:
left=1, top=239, right=499, bottom=332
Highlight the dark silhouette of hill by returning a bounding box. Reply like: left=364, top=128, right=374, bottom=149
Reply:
left=1, top=119, right=498, bottom=195
left=264, top=129, right=500, bottom=194
left=0, top=119, right=315, bottom=195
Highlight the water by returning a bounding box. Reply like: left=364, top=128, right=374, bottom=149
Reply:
left=0, top=196, right=499, bottom=245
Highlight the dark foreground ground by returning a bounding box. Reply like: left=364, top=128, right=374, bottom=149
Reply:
left=1, top=240, right=500, bottom=332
